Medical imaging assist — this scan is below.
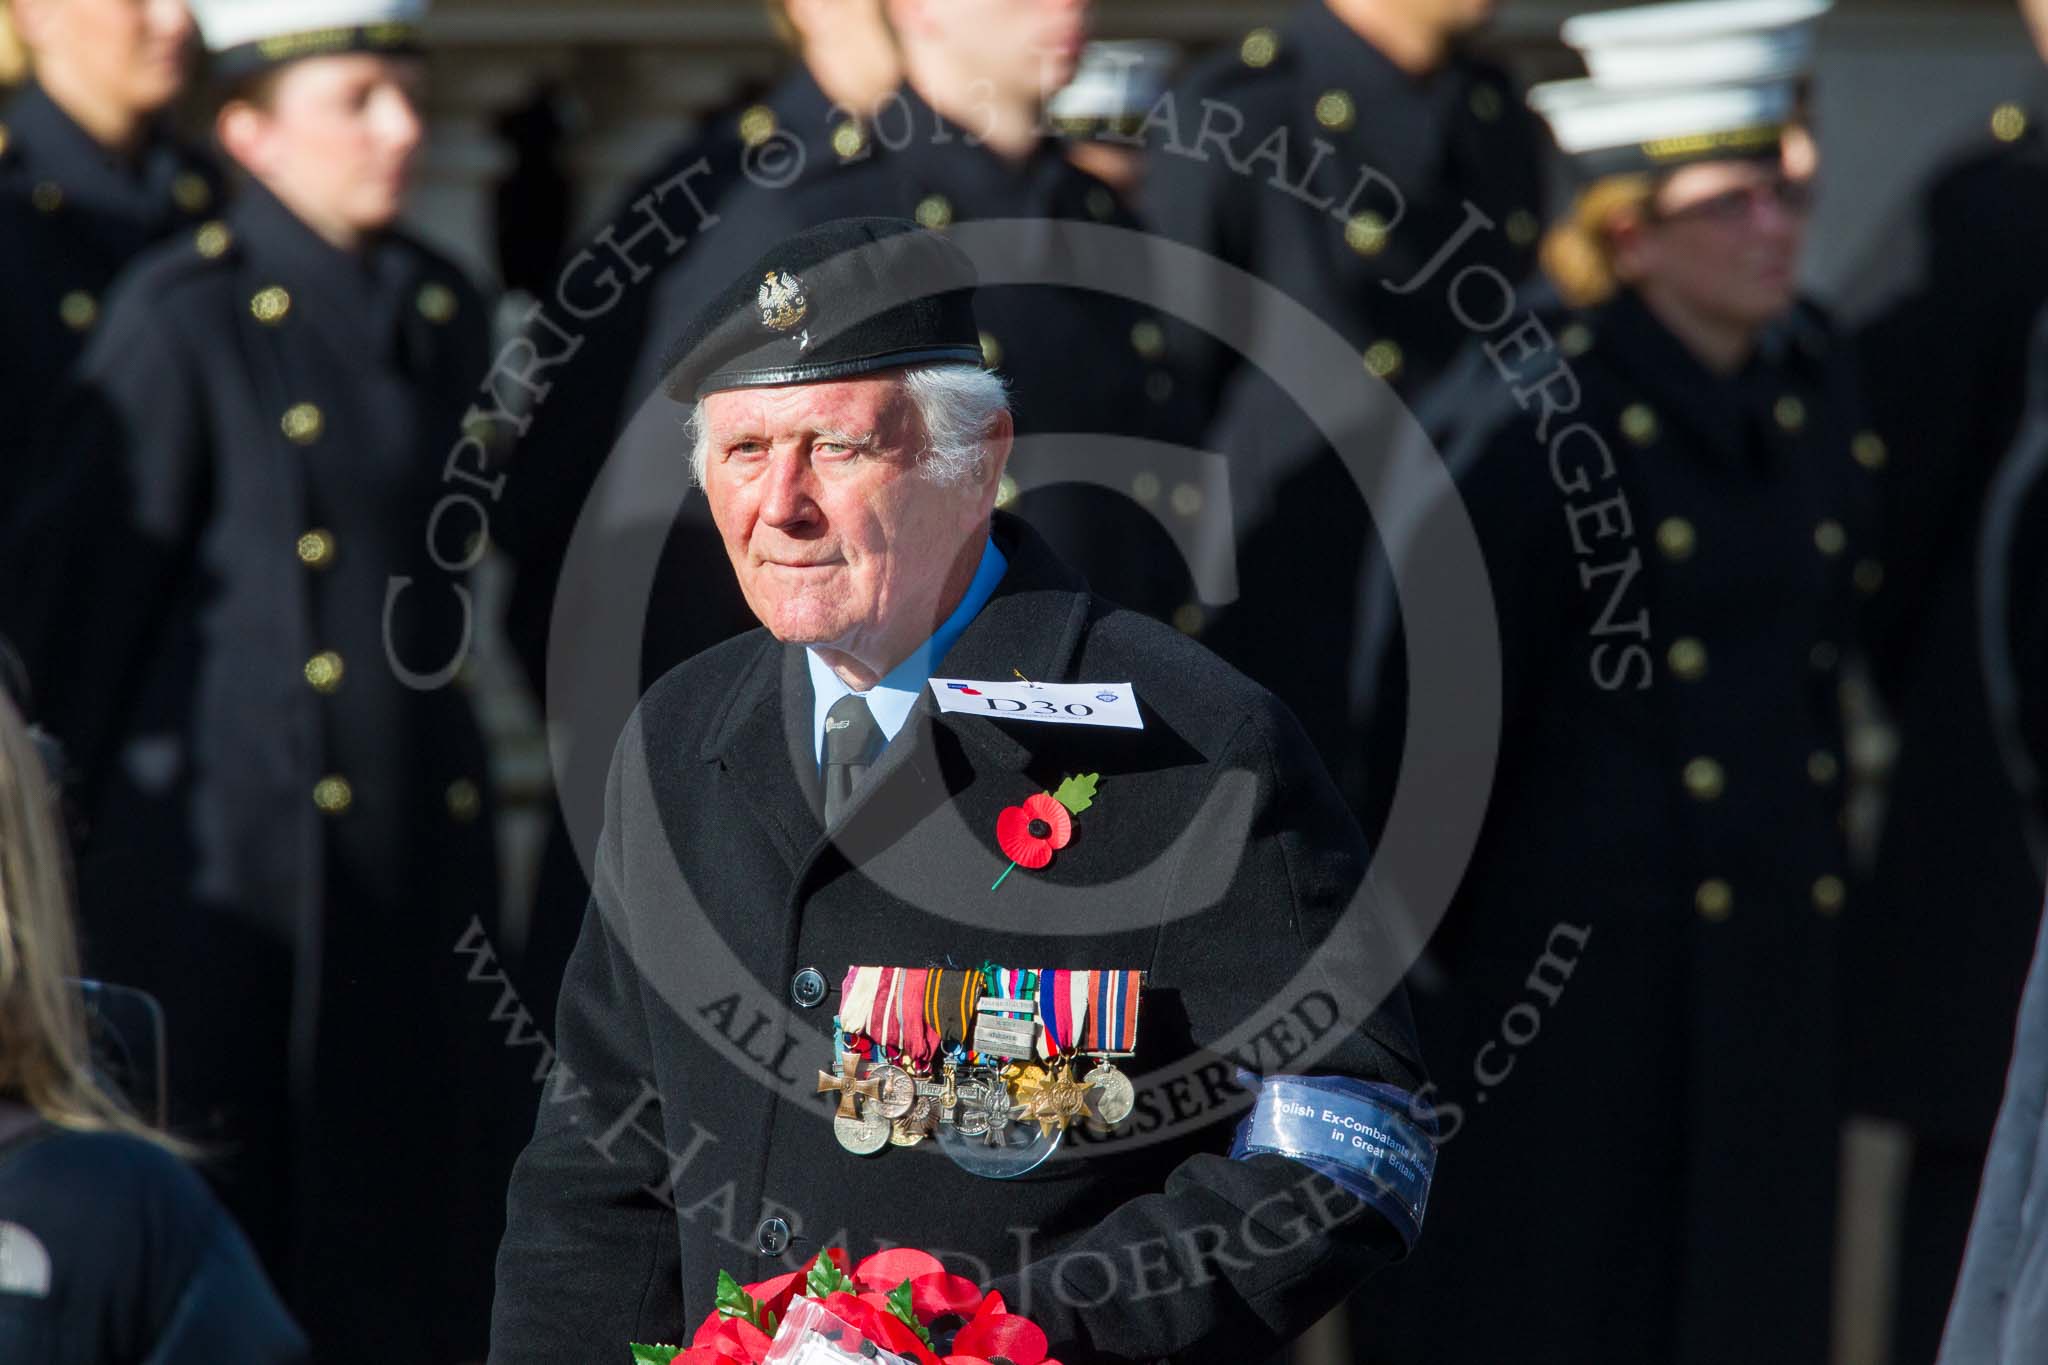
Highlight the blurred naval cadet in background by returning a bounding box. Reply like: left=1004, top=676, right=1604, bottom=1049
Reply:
left=0, top=0, right=219, bottom=516
left=500, top=0, right=903, bottom=1031
left=1347, top=4, right=1872, bottom=1360
left=0, top=2, right=522, bottom=1358
left=1139, top=0, right=1552, bottom=820
left=1841, top=3, right=2048, bottom=1355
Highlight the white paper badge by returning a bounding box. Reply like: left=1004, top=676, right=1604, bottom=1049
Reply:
left=928, top=678, right=1143, bottom=729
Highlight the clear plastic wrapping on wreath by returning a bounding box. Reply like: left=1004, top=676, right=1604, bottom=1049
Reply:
left=762, top=1296, right=914, bottom=1365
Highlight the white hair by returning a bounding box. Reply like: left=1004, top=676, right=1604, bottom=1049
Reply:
left=687, top=363, right=1010, bottom=488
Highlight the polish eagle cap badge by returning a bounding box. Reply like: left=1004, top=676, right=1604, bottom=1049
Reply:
left=757, top=270, right=809, bottom=332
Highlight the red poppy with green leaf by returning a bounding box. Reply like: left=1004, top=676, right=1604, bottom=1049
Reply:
left=991, top=773, right=1099, bottom=890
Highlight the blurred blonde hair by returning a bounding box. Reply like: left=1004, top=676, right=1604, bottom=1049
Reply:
left=1540, top=173, right=1656, bottom=309
left=0, top=691, right=175, bottom=1147
left=0, top=2, right=28, bottom=88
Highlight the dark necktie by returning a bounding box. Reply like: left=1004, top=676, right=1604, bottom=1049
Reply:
left=822, top=694, right=885, bottom=824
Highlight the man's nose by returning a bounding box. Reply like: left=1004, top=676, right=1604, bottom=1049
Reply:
left=758, top=449, right=818, bottom=527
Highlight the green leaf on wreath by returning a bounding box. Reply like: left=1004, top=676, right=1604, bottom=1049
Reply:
left=885, top=1280, right=937, bottom=1349
left=715, top=1269, right=776, bottom=1334
left=628, top=1344, right=678, bottom=1363
left=806, top=1255, right=852, bottom=1300
left=1051, top=772, right=1099, bottom=816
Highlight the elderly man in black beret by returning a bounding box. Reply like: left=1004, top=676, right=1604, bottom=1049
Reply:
left=489, top=218, right=1431, bottom=1365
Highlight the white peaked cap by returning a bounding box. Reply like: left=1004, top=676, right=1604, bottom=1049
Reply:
left=191, top=0, right=428, bottom=78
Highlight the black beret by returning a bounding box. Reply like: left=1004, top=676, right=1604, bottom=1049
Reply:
left=662, top=217, right=986, bottom=403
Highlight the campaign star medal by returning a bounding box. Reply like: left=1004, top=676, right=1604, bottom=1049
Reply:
left=991, top=774, right=1099, bottom=890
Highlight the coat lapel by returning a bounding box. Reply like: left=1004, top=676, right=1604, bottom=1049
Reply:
left=699, top=636, right=824, bottom=866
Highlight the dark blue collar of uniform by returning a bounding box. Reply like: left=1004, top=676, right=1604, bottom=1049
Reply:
left=1594, top=287, right=1765, bottom=471
left=229, top=179, right=422, bottom=367
left=1285, top=0, right=1483, bottom=190
left=3, top=81, right=186, bottom=220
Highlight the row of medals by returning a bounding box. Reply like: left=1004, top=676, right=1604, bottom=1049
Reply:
left=828, top=1052, right=1137, bottom=1156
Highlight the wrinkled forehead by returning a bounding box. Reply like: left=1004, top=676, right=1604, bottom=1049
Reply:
left=700, top=374, right=916, bottom=441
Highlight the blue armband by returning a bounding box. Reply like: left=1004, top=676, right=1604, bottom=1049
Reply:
left=1229, top=1074, right=1438, bottom=1252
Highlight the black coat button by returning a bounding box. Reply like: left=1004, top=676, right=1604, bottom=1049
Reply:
left=790, top=967, right=828, bottom=1009
left=756, top=1216, right=791, bottom=1257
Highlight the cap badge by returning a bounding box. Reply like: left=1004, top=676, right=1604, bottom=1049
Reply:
left=758, top=270, right=809, bottom=332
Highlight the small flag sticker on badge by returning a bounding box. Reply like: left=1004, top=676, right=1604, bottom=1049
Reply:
left=948, top=683, right=982, bottom=695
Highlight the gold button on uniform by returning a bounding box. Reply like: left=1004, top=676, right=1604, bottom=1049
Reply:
left=994, top=474, right=1019, bottom=509
left=1656, top=517, right=1696, bottom=562
left=1620, top=403, right=1658, bottom=446
left=195, top=221, right=231, bottom=258
left=978, top=331, right=1002, bottom=368
left=1170, top=482, right=1203, bottom=517
left=1668, top=636, right=1707, bottom=681
left=831, top=119, right=867, bottom=161
left=1683, top=756, right=1725, bottom=801
left=1469, top=84, right=1503, bottom=122
left=446, top=778, right=483, bottom=823
left=58, top=291, right=96, bottom=331
left=416, top=282, right=458, bottom=324
left=1130, top=319, right=1165, bottom=360
left=1144, top=371, right=1175, bottom=404
left=1172, top=602, right=1205, bottom=636
left=1505, top=208, right=1539, bottom=246
left=304, top=650, right=345, bottom=694
left=1812, top=875, right=1846, bottom=915
left=1084, top=185, right=1116, bottom=221
left=914, top=194, right=953, bottom=229
left=1559, top=323, right=1594, bottom=357
left=281, top=403, right=324, bottom=444
left=1993, top=102, right=2029, bottom=142
left=251, top=286, right=291, bottom=324
left=1696, top=878, right=1733, bottom=921
left=1852, top=431, right=1887, bottom=470
left=313, top=774, right=354, bottom=815
left=737, top=104, right=777, bottom=149
left=1345, top=211, right=1389, bottom=256
left=297, top=528, right=337, bottom=568
left=31, top=181, right=61, bottom=213
left=171, top=171, right=211, bottom=213
left=1813, top=519, right=1846, bottom=556
left=1363, top=340, right=1403, bottom=380
left=1774, top=395, right=1806, bottom=432
left=1854, top=559, right=1885, bottom=594
left=1240, top=27, right=1279, bottom=68
left=1132, top=472, right=1161, bottom=504
left=1808, top=750, right=1840, bottom=785
left=1315, top=90, right=1355, bottom=131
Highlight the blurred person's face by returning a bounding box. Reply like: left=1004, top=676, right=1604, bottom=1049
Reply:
left=896, top=0, right=1091, bottom=105
left=15, top=0, right=193, bottom=120
left=217, top=55, right=425, bottom=248
left=1615, top=157, right=1808, bottom=333
left=2024, top=0, right=2048, bottom=64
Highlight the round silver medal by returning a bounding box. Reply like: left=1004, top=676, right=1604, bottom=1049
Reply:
left=833, top=1108, right=890, bottom=1155
left=869, top=1063, right=918, bottom=1120
left=1083, top=1063, right=1136, bottom=1126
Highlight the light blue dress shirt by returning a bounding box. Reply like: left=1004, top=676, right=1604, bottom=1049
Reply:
left=807, top=538, right=1008, bottom=768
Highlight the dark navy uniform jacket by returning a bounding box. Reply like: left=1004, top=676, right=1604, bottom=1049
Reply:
left=491, top=515, right=1425, bottom=1365
left=0, top=1111, right=307, bottom=1364
left=1139, top=4, right=1551, bottom=812
left=0, top=82, right=219, bottom=512
left=1349, top=288, right=1874, bottom=1364
left=2, top=181, right=519, bottom=1363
